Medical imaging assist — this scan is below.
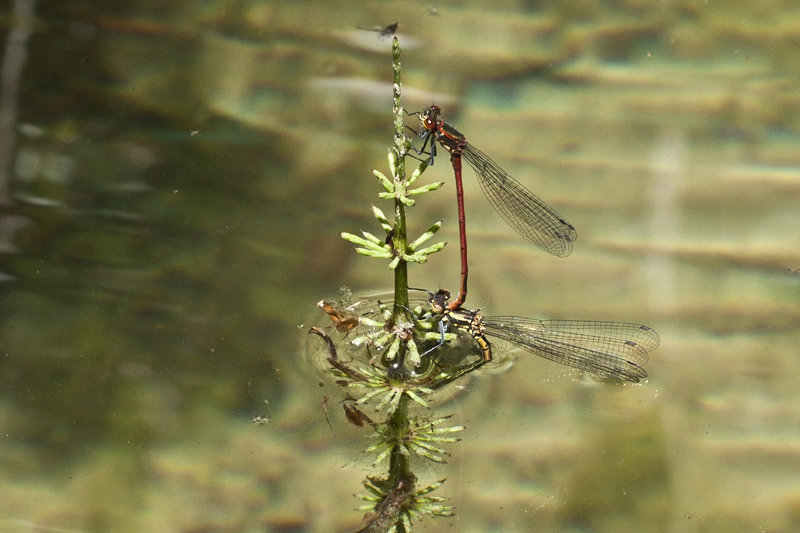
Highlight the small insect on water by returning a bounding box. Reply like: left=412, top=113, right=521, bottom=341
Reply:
left=356, top=22, right=398, bottom=40
left=343, top=402, right=377, bottom=430
left=317, top=300, right=362, bottom=334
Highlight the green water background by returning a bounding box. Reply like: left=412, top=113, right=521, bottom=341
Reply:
left=0, top=1, right=799, bottom=531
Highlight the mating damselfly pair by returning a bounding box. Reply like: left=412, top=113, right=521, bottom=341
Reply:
left=315, top=103, right=658, bottom=386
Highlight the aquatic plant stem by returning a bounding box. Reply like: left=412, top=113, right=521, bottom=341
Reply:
left=389, top=38, right=414, bottom=531
left=388, top=391, right=414, bottom=493
left=391, top=36, right=410, bottom=314
left=325, top=37, right=455, bottom=530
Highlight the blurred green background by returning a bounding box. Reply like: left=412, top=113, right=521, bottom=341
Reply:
left=0, top=1, right=798, bottom=531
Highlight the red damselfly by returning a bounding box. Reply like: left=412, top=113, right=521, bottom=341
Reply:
left=412, top=105, right=577, bottom=311
left=422, top=288, right=658, bottom=384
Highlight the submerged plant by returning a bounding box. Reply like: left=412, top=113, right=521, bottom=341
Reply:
left=308, top=38, right=482, bottom=532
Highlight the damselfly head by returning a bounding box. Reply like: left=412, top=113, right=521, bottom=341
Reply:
left=420, top=105, right=442, bottom=130
left=429, top=289, right=450, bottom=313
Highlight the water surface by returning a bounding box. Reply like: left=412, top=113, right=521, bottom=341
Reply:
left=0, top=2, right=798, bottom=532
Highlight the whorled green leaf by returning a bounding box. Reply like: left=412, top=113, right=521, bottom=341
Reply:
left=341, top=231, right=390, bottom=252
left=373, top=168, right=394, bottom=193
left=387, top=149, right=397, bottom=179
left=403, top=242, right=446, bottom=263
left=405, top=338, right=421, bottom=368
left=406, top=159, right=429, bottom=187
left=377, top=192, right=415, bottom=207
left=407, top=181, right=444, bottom=196
left=404, top=388, right=430, bottom=409
left=383, top=335, right=402, bottom=362
left=401, top=243, right=446, bottom=264
left=408, top=220, right=443, bottom=252
left=354, top=248, right=392, bottom=259
left=407, top=440, right=448, bottom=463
